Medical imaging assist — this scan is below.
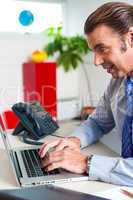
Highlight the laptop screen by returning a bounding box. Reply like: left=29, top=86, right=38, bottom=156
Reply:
left=0, top=124, right=12, bottom=157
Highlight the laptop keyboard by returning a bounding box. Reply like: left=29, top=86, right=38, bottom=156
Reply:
left=21, top=149, right=60, bottom=177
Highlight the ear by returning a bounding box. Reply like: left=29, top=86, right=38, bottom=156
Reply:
left=127, top=27, right=133, bottom=47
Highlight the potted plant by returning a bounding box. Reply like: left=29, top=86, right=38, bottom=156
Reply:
left=43, top=27, right=95, bottom=119
left=43, top=27, right=90, bottom=72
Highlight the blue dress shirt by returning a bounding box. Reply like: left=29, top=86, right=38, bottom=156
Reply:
left=71, top=77, right=133, bottom=186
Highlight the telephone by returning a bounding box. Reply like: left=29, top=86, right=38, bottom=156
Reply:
left=12, top=101, right=59, bottom=145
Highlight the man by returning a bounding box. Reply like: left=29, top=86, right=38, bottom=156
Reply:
left=39, top=2, right=133, bottom=186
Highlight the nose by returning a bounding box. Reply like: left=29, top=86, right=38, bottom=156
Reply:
left=94, top=53, right=104, bottom=66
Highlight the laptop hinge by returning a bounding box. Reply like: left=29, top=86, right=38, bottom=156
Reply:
left=11, top=151, right=23, bottom=178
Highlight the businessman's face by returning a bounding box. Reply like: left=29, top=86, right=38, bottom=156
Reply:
left=86, top=25, right=133, bottom=78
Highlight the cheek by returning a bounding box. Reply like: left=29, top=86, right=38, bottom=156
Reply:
left=116, top=60, right=128, bottom=73
left=123, top=55, right=133, bottom=72
left=115, top=47, right=133, bottom=73
left=110, top=51, right=128, bottom=73
left=117, top=56, right=132, bottom=74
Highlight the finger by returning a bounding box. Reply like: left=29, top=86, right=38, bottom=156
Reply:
left=38, top=140, right=55, bottom=155
left=38, top=139, right=54, bottom=154
left=45, top=161, right=64, bottom=171
left=41, top=151, right=63, bottom=168
left=39, top=140, right=61, bottom=158
left=69, top=147, right=80, bottom=152
left=54, top=138, right=68, bottom=151
left=38, top=141, right=48, bottom=155
left=39, top=138, right=67, bottom=157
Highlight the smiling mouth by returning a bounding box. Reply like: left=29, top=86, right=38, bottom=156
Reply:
left=102, top=64, right=115, bottom=72
left=107, top=67, right=114, bottom=73
left=102, top=64, right=119, bottom=77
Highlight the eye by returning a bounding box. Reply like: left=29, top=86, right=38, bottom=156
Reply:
left=98, top=47, right=109, bottom=53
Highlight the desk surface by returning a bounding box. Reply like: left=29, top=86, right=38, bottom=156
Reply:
left=0, top=120, right=120, bottom=197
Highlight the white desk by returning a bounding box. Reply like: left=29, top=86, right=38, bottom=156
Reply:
left=0, top=120, right=125, bottom=199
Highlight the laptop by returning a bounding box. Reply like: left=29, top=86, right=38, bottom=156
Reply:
left=0, top=117, right=88, bottom=187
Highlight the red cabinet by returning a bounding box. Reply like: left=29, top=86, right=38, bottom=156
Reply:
left=23, top=62, right=57, bottom=118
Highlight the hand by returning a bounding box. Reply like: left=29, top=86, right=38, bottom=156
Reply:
left=41, top=147, right=88, bottom=174
left=39, top=137, right=81, bottom=158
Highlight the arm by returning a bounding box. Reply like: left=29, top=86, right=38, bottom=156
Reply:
left=71, top=78, right=116, bottom=147
left=89, top=155, right=133, bottom=187
left=41, top=79, right=133, bottom=186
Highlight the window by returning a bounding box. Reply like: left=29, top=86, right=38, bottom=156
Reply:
left=0, top=0, right=63, bottom=33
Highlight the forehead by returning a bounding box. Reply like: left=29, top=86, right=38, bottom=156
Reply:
left=86, top=25, right=120, bottom=49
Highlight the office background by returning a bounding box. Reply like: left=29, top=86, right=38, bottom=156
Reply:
left=0, top=0, right=132, bottom=154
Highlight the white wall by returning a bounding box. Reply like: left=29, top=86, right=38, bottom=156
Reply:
left=0, top=33, right=45, bottom=111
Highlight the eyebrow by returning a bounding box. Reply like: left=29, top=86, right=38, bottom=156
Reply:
left=93, top=43, right=105, bottom=51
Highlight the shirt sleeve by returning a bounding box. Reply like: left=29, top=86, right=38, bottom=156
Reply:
left=89, top=155, right=133, bottom=187
left=71, top=78, right=115, bottom=147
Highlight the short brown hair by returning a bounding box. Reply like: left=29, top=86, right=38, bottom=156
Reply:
left=84, top=2, right=133, bottom=36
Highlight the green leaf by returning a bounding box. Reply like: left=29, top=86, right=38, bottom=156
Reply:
left=43, top=27, right=91, bottom=72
